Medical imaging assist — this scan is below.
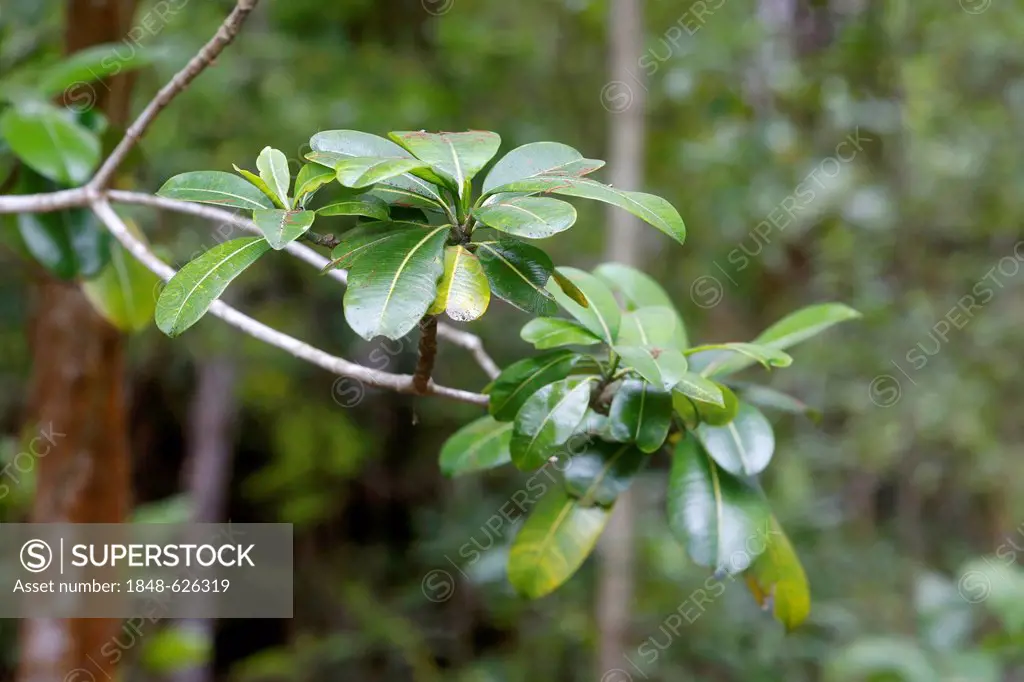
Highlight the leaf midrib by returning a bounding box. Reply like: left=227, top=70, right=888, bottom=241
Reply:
left=376, top=225, right=448, bottom=329
left=169, top=239, right=266, bottom=331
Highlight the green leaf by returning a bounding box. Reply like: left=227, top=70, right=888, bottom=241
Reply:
left=486, top=350, right=584, bottom=421
left=595, top=262, right=688, bottom=348
left=695, top=403, right=775, bottom=476
left=157, top=171, right=274, bottom=210
left=1, top=104, right=100, bottom=185
left=156, top=237, right=271, bottom=337
left=743, top=515, right=811, bottom=630
left=316, top=196, right=389, bottom=221
left=344, top=225, right=448, bottom=340
left=17, top=208, right=109, bottom=280
left=546, top=266, right=620, bottom=344
left=691, top=303, right=862, bottom=377
left=474, top=197, right=576, bottom=239
left=732, top=383, right=821, bottom=421
left=476, top=239, right=557, bottom=316
left=309, top=130, right=449, bottom=209
left=389, top=130, right=501, bottom=197
left=427, top=245, right=490, bottom=321
left=482, top=141, right=604, bottom=194
left=293, top=163, right=335, bottom=204
left=322, top=221, right=422, bottom=271
left=688, top=343, right=793, bottom=373
left=551, top=271, right=588, bottom=307
left=510, top=377, right=595, bottom=470
left=487, top=176, right=685, bottom=245
left=327, top=157, right=430, bottom=189
left=564, top=440, right=647, bottom=507
left=256, top=146, right=291, bottom=208
left=667, top=435, right=771, bottom=575
left=616, top=306, right=679, bottom=347
left=252, top=209, right=316, bottom=250
left=232, top=164, right=284, bottom=209
left=439, top=416, right=513, bottom=476
left=507, top=488, right=610, bottom=599
left=607, top=379, right=672, bottom=453
left=520, top=318, right=602, bottom=350
left=82, top=239, right=159, bottom=333
left=36, top=43, right=151, bottom=97
left=690, top=382, right=739, bottom=425
left=614, top=345, right=689, bottom=391
left=673, top=372, right=726, bottom=408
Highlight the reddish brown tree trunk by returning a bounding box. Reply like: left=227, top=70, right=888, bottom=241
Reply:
left=18, top=2, right=138, bottom=681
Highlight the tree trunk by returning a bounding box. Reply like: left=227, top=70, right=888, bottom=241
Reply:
left=597, top=0, right=646, bottom=676
left=18, top=2, right=138, bottom=682
left=171, top=358, right=239, bottom=682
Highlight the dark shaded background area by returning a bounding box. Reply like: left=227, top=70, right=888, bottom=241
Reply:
left=2, top=0, right=1024, bottom=680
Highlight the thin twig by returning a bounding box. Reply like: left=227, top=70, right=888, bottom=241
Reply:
left=0, top=0, right=503, bottom=399
left=413, top=316, right=439, bottom=394
left=89, top=0, right=260, bottom=190
left=91, top=200, right=487, bottom=406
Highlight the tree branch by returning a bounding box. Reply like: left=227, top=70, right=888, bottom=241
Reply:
left=89, top=0, right=260, bottom=190
left=0, top=0, right=502, bottom=399
left=91, top=200, right=487, bottom=406
left=413, top=316, right=439, bottom=393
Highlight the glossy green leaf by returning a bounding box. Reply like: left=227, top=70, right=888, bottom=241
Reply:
left=476, top=239, right=557, bottom=316
left=510, top=377, right=595, bottom=470
left=156, top=237, right=271, bottom=337
left=389, top=130, right=501, bottom=197
left=256, top=146, right=291, bottom=208
left=691, top=383, right=739, bottom=425
left=695, top=403, right=775, bottom=476
left=551, top=271, right=588, bottom=307
left=316, top=196, right=389, bottom=221
left=35, top=43, right=151, bottom=97
left=616, top=306, right=678, bottom=347
left=1, top=104, right=100, bottom=185
left=82, top=237, right=159, bottom=333
left=688, top=343, right=793, bottom=373
left=439, top=416, right=513, bottom=476
left=607, top=379, right=672, bottom=453
left=309, top=130, right=449, bottom=209
left=427, top=245, right=490, bottom=321
left=564, top=440, right=647, bottom=507
left=744, top=515, right=811, bottom=630
left=667, top=435, right=771, bottom=575
left=17, top=208, right=109, bottom=280
left=344, top=225, right=448, bottom=340
left=474, top=197, right=576, bottom=239
left=507, top=489, right=610, bottom=599
left=321, top=221, right=423, bottom=271
left=546, top=266, right=620, bottom=343
left=482, top=141, right=605, bottom=194
left=486, top=350, right=584, bottom=421
left=613, top=345, right=689, bottom=390
left=232, top=164, right=283, bottom=209
left=157, top=171, right=274, bottom=210
left=488, top=176, right=685, bottom=245
left=331, top=157, right=430, bottom=189
left=691, top=303, right=862, bottom=377
left=673, top=372, right=726, bottom=408
left=520, top=318, right=602, bottom=350
left=595, top=262, right=688, bottom=348
left=293, top=163, right=335, bottom=203
left=251, top=209, right=316, bottom=250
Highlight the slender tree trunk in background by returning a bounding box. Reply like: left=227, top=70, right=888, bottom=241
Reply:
left=597, top=0, right=645, bottom=675
left=18, top=2, right=138, bottom=682
left=172, top=358, right=239, bottom=682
